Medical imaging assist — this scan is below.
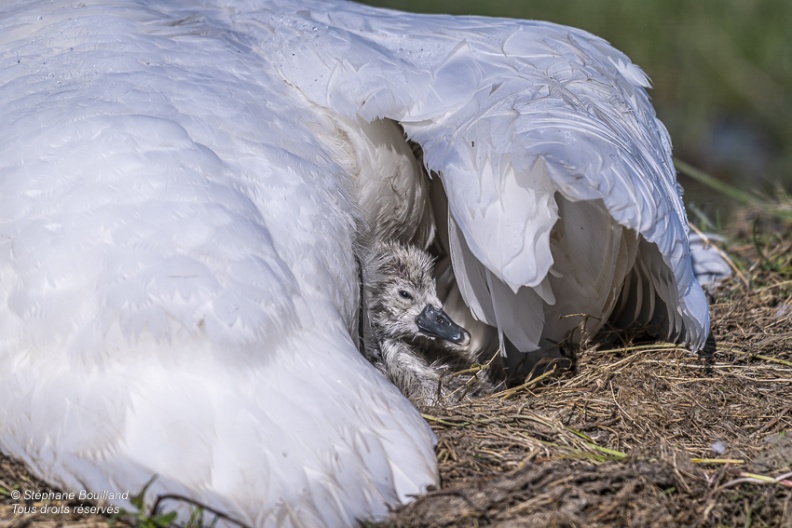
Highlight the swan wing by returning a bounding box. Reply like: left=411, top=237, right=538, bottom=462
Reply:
left=265, top=2, right=709, bottom=352
left=0, top=1, right=436, bottom=525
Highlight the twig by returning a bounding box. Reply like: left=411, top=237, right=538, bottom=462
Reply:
left=150, top=494, right=250, bottom=527
left=725, top=348, right=792, bottom=367
left=717, top=471, right=792, bottom=491
left=498, top=365, right=560, bottom=400
left=690, top=458, right=745, bottom=465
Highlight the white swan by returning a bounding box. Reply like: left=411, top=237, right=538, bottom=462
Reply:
left=0, top=0, right=710, bottom=526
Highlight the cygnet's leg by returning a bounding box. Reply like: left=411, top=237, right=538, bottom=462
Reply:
left=378, top=339, right=447, bottom=406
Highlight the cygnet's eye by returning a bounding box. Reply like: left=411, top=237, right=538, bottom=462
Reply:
left=398, top=290, right=413, bottom=301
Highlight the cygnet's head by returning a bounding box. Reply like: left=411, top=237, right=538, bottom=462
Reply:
left=366, top=240, right=470, bottom=347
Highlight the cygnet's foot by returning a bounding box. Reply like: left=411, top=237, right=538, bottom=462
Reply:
left=438, top=367, right=502, bottom=403
left=404, top=373, right=452, bottom=407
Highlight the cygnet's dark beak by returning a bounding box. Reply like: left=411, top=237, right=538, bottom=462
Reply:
left=416, top=305, right=471, bottom=346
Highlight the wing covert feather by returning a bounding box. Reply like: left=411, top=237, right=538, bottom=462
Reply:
left=266, top=2, right=709, bottom=349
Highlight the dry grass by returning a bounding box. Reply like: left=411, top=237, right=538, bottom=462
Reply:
left=1, top=205, right=789, bottom=527
left=385, top=205, right=792, bottom=528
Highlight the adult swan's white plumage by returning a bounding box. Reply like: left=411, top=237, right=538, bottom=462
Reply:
left=0, top=0, right=710, bottom=526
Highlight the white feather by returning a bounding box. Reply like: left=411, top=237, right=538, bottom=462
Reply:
left=689, top=233, right=733, bottom=288
left=1, top=1, right=438, bottom=526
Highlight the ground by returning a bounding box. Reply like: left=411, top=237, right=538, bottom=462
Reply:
left=1, top=206, right=790, bottom=527
left=384, top=206, right=792, bottom=528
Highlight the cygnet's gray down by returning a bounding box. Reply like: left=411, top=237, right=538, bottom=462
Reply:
left=361, top=240, right=483, bottom=406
